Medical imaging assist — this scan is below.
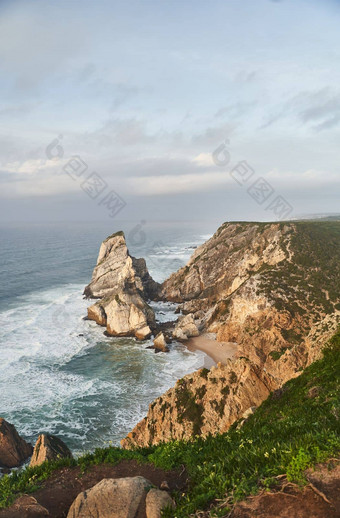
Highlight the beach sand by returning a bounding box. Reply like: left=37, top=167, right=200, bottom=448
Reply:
left=186, top=333, right=238, bottom=368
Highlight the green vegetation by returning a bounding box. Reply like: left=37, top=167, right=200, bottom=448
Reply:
left=1, top=329, right=339, bottom=516
left=114, top=294, right=122, bottom=306
left=269, top=347, right=288, bottom=361
left=175, top=380, right=204, bottom=436
left=260, top=222, right=340, bottom=326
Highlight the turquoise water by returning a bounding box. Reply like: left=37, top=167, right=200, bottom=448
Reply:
left=0, top=221, right=215, bottom=455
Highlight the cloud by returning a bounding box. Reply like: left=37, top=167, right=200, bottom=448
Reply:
left=214, top=101, right=257, bottom=119
left=128, top=171, right=231, bottom=196
left=260, top=88, right=340, bottom=132
left=192, top=153, right=215, bottom=167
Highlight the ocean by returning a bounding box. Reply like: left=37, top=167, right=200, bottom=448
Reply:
left=0, top=221, right=216, bottom=456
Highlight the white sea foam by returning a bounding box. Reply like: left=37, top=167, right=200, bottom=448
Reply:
left=0, top=280, right=205, bottom=454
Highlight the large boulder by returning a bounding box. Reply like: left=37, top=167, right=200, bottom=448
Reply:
left=88, top=291, right=156, bottom=339
left=135, top=326, right=152, bottom=340
left=67, top=477, right=152, bottom=518
left=0, top=418, right=33, bottom=468
left=153, top=332, right=169, bottom=353
left=146, top=488, right=175, bottom=518
left=30, top=434, right=72, bottom=467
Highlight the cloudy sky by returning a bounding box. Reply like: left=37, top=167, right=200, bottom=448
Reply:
left=1, top=0, right=340, bottom=223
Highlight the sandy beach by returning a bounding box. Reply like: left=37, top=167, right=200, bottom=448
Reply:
left=186, top=333, right=238, bottom=368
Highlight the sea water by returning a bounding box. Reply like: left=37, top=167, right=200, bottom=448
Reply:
left=0, top=221, right=215, bottom=455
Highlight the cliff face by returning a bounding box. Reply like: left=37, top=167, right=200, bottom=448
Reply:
left=122, top=221, right=340, bottom=448
left=85, top=232, right=160, bottom=339
left=121, top=358, right=276, bottom=447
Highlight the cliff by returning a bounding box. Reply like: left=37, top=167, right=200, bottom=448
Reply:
left=122, top=221, right=340, bottom=448
left=84, top=231, right=160, bottom=339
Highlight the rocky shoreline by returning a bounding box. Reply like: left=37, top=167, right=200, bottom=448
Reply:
left=0, top=220, right=339, bottom=518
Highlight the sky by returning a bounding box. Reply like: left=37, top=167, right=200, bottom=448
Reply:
left=0, top=0, right=340, bottom=224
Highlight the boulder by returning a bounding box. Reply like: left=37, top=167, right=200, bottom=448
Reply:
left=146, top=488, right=175, bottom=518
left=12, top=495, right=49, bottom=516
left=30, top=434, right=72, bottom=467
left=0, top=418, right=33, bottom=468
left=173, top=313, right=200, bottom=341
left=172, top=328, right=188, bottom=341
left=87, top=303, right=107, bottom=326
left=135, top=325, right=152, bottom=340
left=67, top=476, right=152, bottom=518
left=153, top=333, right=169, bottom=353
left=88, top=291, right=155, bottom=339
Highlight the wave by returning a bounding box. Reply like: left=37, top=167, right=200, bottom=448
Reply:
left=0, top=282, right=205, bottom=455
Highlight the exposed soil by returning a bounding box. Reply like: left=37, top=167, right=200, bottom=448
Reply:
left=230, top=461, right=340, bottom=518
left=0, top=459, right=187, bottom=518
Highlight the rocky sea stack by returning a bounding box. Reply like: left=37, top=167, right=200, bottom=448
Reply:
left=84, top=231, right=160, bottom=339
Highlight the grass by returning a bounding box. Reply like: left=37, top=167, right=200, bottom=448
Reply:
left=0, top=328, right=339, bottom=515
left=259, top=221, right=340, bottom=324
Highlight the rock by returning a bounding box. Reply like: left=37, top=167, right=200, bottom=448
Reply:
left=172, top=328, right=188, bottom=341
left=121, top=358, right=275, bottom=449
left=13, top=495, right=49, bottom=516
left=67, top=476, right=152, bottom=518
left=84, top=232, right=159, bottom=300
left=122, top=221, right=340, bottom=448
left=145, top=488, right=175, bottom=518
left=173, top=313, right=199, bottom=341
left=153, top=332, right=169, bottom=352
left=237, top=406, right=257, bottom=429
left=30, top=434, right=72, bottom=467
left=135, top=325, right=152, bottom=340
left=85, top=232, right=159, bottom=338
left=87, top=303, right=107, bottom=326
left=88, top=291, right=155, bottom=339
left=0, top=418, right=33, bottom=468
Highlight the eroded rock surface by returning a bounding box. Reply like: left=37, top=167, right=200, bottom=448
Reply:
left=85, top=232, right=159, bottom=339
left=67, top=476, right=152, bottom=518
left=122, top=221, right=340, bottom=448
left=0, top=418, right=33, bottom=468
left=153, top=332, right=169, bottom=352
left=145, top=488, right=175, bottom=518
left=30, top=434, right=72, bottom=468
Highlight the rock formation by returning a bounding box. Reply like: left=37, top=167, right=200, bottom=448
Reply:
left=173, top=313, right=200, bottom=340
left=30, top=434, right=72, bottom=467
left=0, top=418, right=33, bottom=468
left=153, top=332, right=169, bottom=352
left=84, top=232, right=160, bottom=339
left=121, top=358, right=276, bottom=448
left=67, top=476, right=174, bottom=518
left=122, top=221, right=340, bottom=448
